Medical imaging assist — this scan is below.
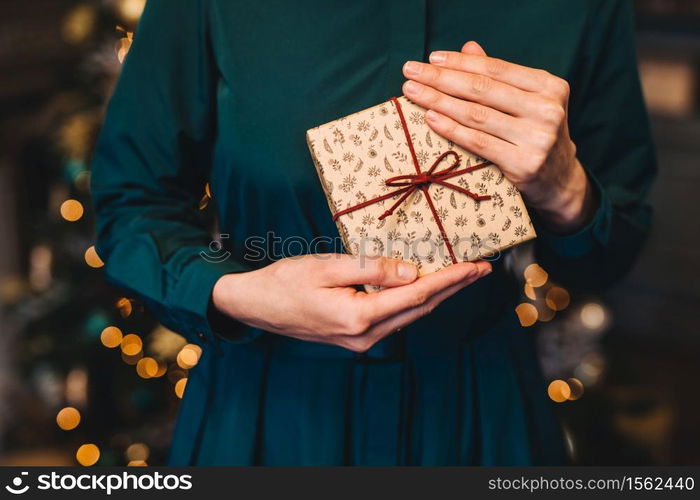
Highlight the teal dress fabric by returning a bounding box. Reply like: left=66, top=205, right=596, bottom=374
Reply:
left=91, top=0, right=656, bottom=465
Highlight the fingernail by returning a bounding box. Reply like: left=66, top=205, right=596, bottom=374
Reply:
left=403, top=61, right=420, bottom=76
left=481, top=266, right=493, bottom=276
left=403, top=80, right=420, bottom=96
left=425, top=109, right=439, bottom=122
left=429, top=51, right=446, bottom=64
left=397, top=262, right=418, bottom=281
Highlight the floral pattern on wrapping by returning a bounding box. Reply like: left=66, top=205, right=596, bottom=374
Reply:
left=306, top=96, right=535, bottom=279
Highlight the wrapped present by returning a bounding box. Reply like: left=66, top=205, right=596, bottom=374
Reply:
left=306, top=96, right=535, bottom=281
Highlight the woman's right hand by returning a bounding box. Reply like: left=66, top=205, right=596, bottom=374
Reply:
left=212, top=254, right=492, bottom=353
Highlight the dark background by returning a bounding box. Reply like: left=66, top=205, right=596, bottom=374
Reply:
left=0, top=0, right=698, bottom=466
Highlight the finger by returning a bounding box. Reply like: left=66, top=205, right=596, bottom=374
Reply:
left=461, top=40, right=487, bottom=56
left=318, top=254, right=418, bottom=288
left=424, top=109, right=521, bottom=169
left=403, top=60, right=545, bottom=117
left=356, top=260, right=492, bottom=324
left=430, top=45, right=570, bottom=101
left=347, top=262, right=492, bottom=352
left=402, top=80, right=525, bottom=145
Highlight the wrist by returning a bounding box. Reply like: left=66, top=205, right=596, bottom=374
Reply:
left=536, top=158, right=596, bottom=235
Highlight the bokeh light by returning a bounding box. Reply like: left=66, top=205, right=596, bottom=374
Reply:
left=567, top=377, right=585, bottom=401
left=100, top=326, right=123, bottom=348
left=125, top=442, right=149, bottom=462
left=524, top=263, right=548, bottom=287
left=121, top=334, right=142, bottom=356
left=56, top=407, right=81, bottom=431
left=174, top=378, right=188, bottom=399
left=515, top=303, right=538, bottom=327
left=84, top=246, right=104, bottom=268
left=547, top=380, right=571, bottom=403
left=116, top=297, right=133, bottom=318
left=545, top=286, right=570, bottom=311
left=136, top=357, right=158, bottom=379
left=581, top=302, right=606, bottom=330
left=76, top=444, right=100, bottom=466
left=176, top=344, right=202, bottom=370
left=59, top=199, right=84, bottom=222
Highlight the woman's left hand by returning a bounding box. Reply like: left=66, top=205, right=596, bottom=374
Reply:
left=402, top=41, right=595, bottom=234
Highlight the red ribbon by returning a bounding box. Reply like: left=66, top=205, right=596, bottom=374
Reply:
left=332, top=97, right=492, bottom=264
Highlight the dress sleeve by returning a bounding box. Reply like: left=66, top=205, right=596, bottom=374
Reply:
left=532, top=0, right=657, bottom=291
left=91, top=0, right=252, bottom=346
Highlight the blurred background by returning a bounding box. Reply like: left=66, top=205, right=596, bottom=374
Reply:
left=0, top=0, right=698, bottom=466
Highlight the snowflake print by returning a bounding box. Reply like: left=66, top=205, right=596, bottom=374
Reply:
left=342, top=152, right=355, bottom=163
left=367, top=165, right=381, bottom=177
left=350, top=134, right=362, bottom=146
left=510, top=206, right=523, bottom=218
left=361, top=214, right=375, bottom=226
left=339, top=174, right=356, bottom=192
left=409, top=111, right=425, bottom=125
left=357, top=120, right=370, bottom=132
left=329, top=159, right=341, bottom=171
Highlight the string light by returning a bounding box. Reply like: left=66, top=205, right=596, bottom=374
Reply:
left=100, top=326, right=123, bottom=348
left=515, top=303, right=538, bottom=327
left=76, top=444, right=100, bottom=466
left=60, top=199, right=84, bottom=222
left=524, top=283, right=537, bottom=300
left=56, top=407, right=81, bottom=431
left=127, top=460, right=148, bottom=466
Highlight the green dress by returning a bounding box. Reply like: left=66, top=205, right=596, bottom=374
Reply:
left=91, top=0, right=655, bottom=465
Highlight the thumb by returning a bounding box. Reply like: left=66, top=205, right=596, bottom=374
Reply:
left=461, top=40, right=487, bottom=56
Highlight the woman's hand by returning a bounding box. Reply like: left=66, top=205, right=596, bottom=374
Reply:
left=212, top=255, right=491, bottom=353
left=402, top=41, right=596, bottom=234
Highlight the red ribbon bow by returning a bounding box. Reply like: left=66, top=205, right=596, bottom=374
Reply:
left=332, top=97, right=492, bottom=264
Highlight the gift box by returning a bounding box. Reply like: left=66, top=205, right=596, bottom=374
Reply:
left=306, top=96, right=535, bottom=283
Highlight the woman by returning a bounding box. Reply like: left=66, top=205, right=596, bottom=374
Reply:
left=91, top=0, right=655, bottom=465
